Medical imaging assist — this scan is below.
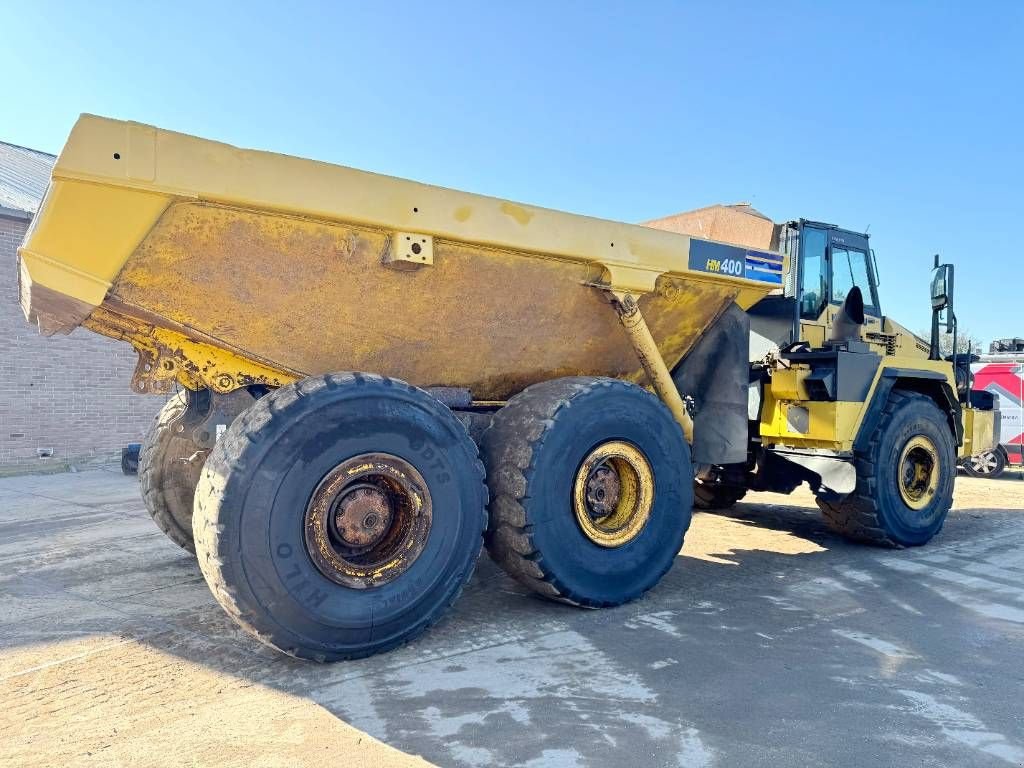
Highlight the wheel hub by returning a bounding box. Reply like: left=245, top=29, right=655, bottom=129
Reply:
left=585, top=464, right=622, bottom=518
left=332, top=484, right=394, bottom=549
left=305, top=453, right=432, bottom=589
left=572, top=441, right=654, bottom=548
left=898, top=435, right=939, bottom=510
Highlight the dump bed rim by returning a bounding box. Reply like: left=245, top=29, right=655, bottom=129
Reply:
left=19, top=114, right=784, bottom=339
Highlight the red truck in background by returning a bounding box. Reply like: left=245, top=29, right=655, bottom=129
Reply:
left=965, top=356, right=1024, bottom=477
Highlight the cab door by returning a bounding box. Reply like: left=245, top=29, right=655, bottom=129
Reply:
left=795, top=223, right=829, bottom=346
left=826, top=229, right=882, bottom=334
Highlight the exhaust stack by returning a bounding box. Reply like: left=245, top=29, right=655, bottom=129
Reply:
left=830, top=286, right=865, bottom=343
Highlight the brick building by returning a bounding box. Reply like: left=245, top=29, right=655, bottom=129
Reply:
left=1, top=140, right=164, bottom=472
left=644, top=202, right=776, bottom=250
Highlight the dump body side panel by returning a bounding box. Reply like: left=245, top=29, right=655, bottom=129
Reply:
left=91, top=202, right=747, bottom=399
left=20, top=115, right=784, bottom=400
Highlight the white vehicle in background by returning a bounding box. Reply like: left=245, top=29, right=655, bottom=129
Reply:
left=964, top=355, right=1024, bottom=477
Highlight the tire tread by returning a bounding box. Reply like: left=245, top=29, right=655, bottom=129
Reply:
left=139, top=392, right=196, bottom=552
left=816, top=390, right=951, bottom=548
left=482, top=376, right=683, bottom=608
left=193, top=373, right=487, bottom=661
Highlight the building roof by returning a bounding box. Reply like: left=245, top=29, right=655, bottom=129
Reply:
left=0, top=140, right=56, bottom=219
left=644, top=202, right=772, bottom=226
left=643, top=202, right=777, bottom=251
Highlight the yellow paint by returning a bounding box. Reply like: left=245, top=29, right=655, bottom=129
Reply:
left=20, top=114, right=783, bottom=405
left=897, top=435, right=940, bottom=509
left=798, top=321, right=827, bottom=350
left=83, top=307, right=294, bottom=394
left=799, top=306, right=931, bottom=361
left=22, top=114, right=778, bottom=320
left=609, top=290, right=694, bottom=442
left=760, top=399, right=863, bottom=451
left=55, top=199, right=746, bottom=399
left=761, top=358, right=959, bottom=452
left=572, top=441, right=654, bottom=548
left=770, top=366, right=811, bottom=401
left=882, top=316, right=932, bottom=358
left=961, top=407, right=997, bottom=458
left=20, top=180, right=170, bottom=305
left=499, top=201, right=534, bottom=226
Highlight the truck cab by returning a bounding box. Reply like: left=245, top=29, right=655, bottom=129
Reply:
left=749, top=219, right=929, bottom=360
left=787, top=221, right=882, bottom=343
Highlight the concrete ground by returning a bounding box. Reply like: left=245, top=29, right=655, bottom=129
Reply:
left=1, top=469, right=1022, bottom=768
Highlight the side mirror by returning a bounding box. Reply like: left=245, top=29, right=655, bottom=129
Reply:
left=930, top=261, right=954, bottom=329
left=929, top=256, right=956, bottom=361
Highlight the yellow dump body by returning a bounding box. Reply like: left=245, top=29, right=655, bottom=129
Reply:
left=19, top=115, right=785, bottom=400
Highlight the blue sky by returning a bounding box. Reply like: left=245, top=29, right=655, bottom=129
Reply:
left=3, top=1, right=1021, bottom=345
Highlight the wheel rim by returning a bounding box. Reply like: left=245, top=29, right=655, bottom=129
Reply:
left=969, top=451, right=999, bottom=474
left=304, top=453, right=432, bottom=589
left=572, top=441, right=654, bottom=547
left=897, top=436, right=940, bottom=510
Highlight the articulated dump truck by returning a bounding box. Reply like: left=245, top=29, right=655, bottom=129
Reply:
left=19, top=116, right=997, bottom=661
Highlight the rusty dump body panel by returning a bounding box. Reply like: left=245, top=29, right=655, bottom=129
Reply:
left=19, top=116, right=785, bottom=400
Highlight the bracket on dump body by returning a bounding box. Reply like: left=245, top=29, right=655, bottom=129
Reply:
left=383, top=232, right=434, bottom=270
left=132, top=348, right=178, bottom=395
left=604, top=289, right=695, bottom=444
left=84, top=307, right=294, bottom=395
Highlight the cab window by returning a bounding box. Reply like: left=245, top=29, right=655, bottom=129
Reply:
left=799, top=227, right=828, bottom=319
left=831, top=247, right=877, bottom=313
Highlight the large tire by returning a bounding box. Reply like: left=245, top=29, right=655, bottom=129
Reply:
left=693, top=480, right=747, bottom=510
left=962, top=448, right=1007, bottom=479
left=482, top=377, right=692, bottom=607
left=817, top=390, right=956, bottom=547
left=193, top=373, right=487, bottom=661
left=139, top=392, right=203, bottom=553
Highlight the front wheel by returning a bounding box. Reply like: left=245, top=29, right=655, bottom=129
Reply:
left=817, top=390, right=956, bottom=547
left=192, top=373, right=487, bottom=661
left=962, top=448, right=1006, bottom=479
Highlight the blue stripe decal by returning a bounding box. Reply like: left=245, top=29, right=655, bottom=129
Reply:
left=688, top=240, right=783, bottom=285
left=745, top=253, right=782, bottom=265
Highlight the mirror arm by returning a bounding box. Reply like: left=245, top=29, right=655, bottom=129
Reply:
left=791, top=227, right=802, bottom=345
left=929, top=304, right=942, bottom=360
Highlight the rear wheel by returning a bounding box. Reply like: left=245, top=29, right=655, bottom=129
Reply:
left=482, top=377, right=692, bottom=607
left=192, top=373, right=487, bottom=661
left=962, top=448, right=1006, bottom=479
left=817, top=391, right=956, bottom=547
left=693, top=479, right=747, bottom=510
left=139, top=393, right=204, bottom=552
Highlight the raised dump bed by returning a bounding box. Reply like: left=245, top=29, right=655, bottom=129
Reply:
left=19, top=115, right=783, bottom=401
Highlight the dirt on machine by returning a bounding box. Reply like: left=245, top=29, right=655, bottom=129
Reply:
left=18, top=115, right=998, bottom=660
